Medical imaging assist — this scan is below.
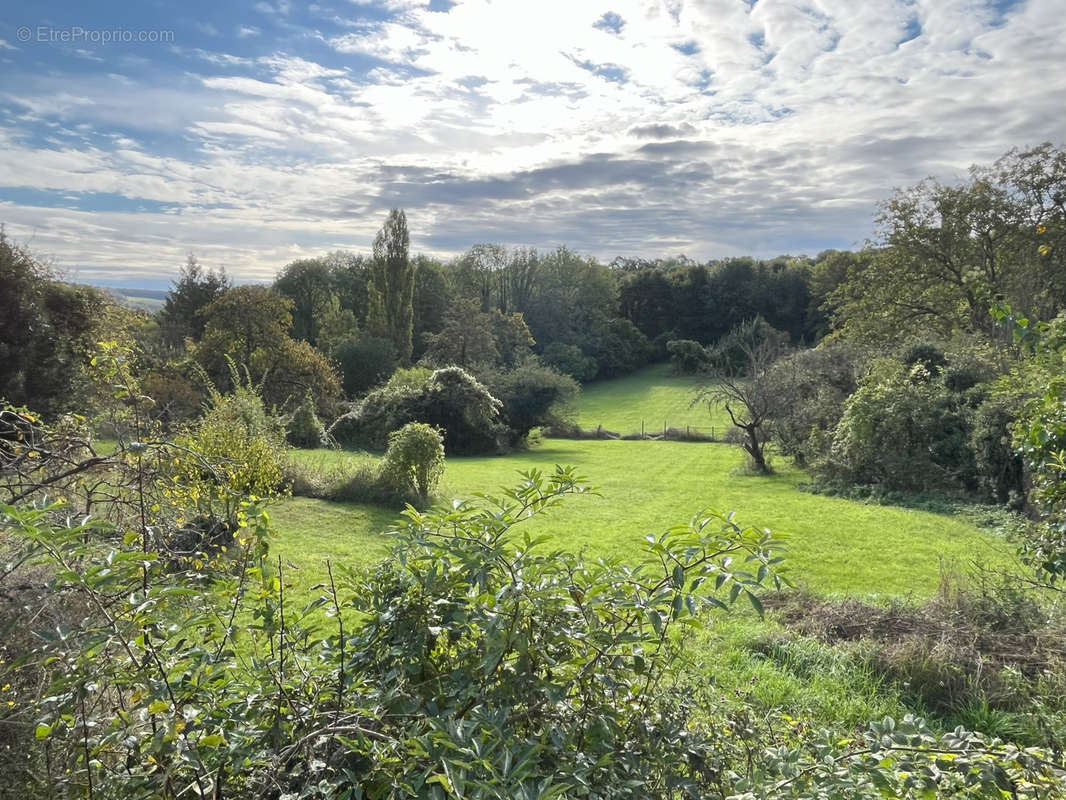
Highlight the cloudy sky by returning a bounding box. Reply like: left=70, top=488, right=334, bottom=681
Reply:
left=1, top=0, right=1063, bottom=287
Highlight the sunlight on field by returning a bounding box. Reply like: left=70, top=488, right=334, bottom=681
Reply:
left=575, top=362, right=732, bottom=435
left=275, top=439, right=1013, bottom=599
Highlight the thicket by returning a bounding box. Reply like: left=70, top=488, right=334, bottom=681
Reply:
left=330, top=366, right=503, bottom=454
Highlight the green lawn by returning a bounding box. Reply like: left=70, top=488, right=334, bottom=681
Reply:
left=575, top=362, right=731, bottom=435
left=265, top=367, right=1021, bottom=729
left=272, top=439, right=1013, bottom=599
left=270, top=437, right=1015, bottom=726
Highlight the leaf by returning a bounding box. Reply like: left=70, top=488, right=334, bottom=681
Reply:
left=34, top=723, right=52, bottom=740
left=199, top=733, right=226, bottom=747
left=672, top=564, right=685, bottom=589
left=648, top=609, right=663, bottom=636
left=427, top=773, right=454, bottom=794
left=746, top=590, right=764, bottom=618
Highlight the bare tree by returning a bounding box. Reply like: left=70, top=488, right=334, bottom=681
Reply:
left=693, top=318, right=790, bottom=474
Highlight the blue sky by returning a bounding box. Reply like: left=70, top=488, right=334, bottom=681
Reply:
left=1, top=0, right=1063, bottom=287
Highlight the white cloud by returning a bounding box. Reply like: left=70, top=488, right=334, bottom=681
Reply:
left=2, top=0, right=1065, bottom=281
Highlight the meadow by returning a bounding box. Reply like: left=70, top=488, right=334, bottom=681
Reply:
left=270, top=377, right=1023, bottom=728
left=273, top=363, right=1015, bottom=604
left=273, top=439, right=1012, bottom=599
left=573, top=362, right=732, bottom=434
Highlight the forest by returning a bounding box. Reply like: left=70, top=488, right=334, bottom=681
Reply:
left=2, top=142, right=1066, bottom=798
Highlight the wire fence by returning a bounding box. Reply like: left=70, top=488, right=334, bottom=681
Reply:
left=545, top=420, right=722, bottom=443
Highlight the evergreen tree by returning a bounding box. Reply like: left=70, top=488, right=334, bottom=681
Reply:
left=158, top=254, right=229, bottom=348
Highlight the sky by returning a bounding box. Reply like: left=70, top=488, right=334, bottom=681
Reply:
left=1, top=0, right=1064, bottom=288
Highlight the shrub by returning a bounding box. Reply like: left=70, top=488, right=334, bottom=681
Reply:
left=329, top=366, right=503, bottom=455
left=286, top=391, right=328, bottom=448
left=666, top=338, right=709, bottom=374
left=972, top=394, right=1026, bottom=506
left=480, top=362, right=579, bottom=447
left=174, top=376, right=286, bottom=528
left=825, top=359, right=976, bottom=492
left=379, top=422, right=444, bottom=500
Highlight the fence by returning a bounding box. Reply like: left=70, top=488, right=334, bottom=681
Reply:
left=545, top=420, right=720, bottom=443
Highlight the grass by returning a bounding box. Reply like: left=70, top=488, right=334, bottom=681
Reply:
left=271, top=439, right=960, bottom=731
left=274, top=439, right=1014, bottom=599
left=575, top=362, right=731, bottom=435
left=270, top=497, right=394, bottom=581
left=254, top=363, right=1023, bottom=734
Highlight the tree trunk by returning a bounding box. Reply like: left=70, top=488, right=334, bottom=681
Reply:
left=744, top=425, right=770, bottom=474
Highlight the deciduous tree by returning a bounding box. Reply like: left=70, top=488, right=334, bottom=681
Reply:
left=367, top=209, right=415, bottom=363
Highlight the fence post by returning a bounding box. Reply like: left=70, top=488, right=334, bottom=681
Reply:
left=641, top=420, right=645, bottom=440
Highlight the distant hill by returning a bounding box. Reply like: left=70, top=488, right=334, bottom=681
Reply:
left=105, top=287, right=168, bottom=313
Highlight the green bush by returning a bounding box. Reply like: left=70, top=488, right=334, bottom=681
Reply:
left=174, top=375, right=286, bottom=528
left=379, top=422, right=444, bottom=500
left=480, top=362, right=579, bottom=447
left=666, top=339, right=709, bottom=374
left=972, top=394, right=1026, bottom=506
left=286, top=391, right=328, bottom=448
left=329, top=366, right=503, bottom=455
left=825, top=359, right=977, bottom=492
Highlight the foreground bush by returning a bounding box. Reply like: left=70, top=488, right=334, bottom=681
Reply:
left=4, top=467, right=1065, bottom=798
left=174, top=373, right=286, bottom=528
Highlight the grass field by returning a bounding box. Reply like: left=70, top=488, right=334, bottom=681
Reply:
left=261, top=365, right=1026, bottom=728
left=575, top=362, right=732, bottom=434
left=272, top=440, right=1013, bottom=599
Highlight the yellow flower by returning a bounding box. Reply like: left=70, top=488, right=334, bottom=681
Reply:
left=1039, top=244, right=1052, bottom=256
left=1037, top=224, right=1047, bottom=234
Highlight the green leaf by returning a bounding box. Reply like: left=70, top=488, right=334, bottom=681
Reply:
left=427, top=773, right=454, bottom=794
left=34, top=723, right=52, bottom=740
left=648, top=609, right=663, bottom=636
left=746, top=590, right=764, bottom=618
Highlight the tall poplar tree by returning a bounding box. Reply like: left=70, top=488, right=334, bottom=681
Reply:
left=367, top=208, right=415, bottom=363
